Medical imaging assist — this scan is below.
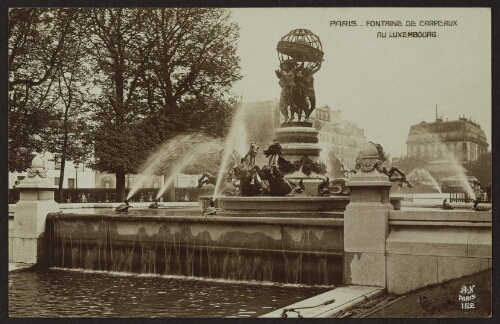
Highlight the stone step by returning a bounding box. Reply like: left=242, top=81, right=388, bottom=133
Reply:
left=9, top=263, right=33, bottom=273
left=260, top=285, right=384, bottom=318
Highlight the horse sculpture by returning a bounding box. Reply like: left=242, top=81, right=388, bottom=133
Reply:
left=258, top=141, right=305, bottom=196
left=243, top=142, right=259, bottom=167
left=229, top=143, right=266, bottom=196
left=197, top=172, right=217, bottom=188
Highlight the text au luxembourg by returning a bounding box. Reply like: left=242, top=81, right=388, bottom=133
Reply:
left=330, top=20, right=458, bottom=27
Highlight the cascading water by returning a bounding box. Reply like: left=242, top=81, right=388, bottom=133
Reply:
left=44, top=213, right=343, bottom=286
left=213, top=103, right=249, bottom=198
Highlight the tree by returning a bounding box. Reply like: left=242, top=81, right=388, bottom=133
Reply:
left=40, top=10, right=94, bottom=202
left=8, top=8, right=78, bottom=171
left=141, top=8, right=241, bottom=140
left=86, top=8, right=241, bottom=201
left=84, top=8, right=157, bottom=201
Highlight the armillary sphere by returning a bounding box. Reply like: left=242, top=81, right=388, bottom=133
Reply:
left=277, top=29, right=324, bottom=71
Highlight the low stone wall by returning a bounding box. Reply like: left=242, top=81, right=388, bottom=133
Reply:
left=45, top=213, right=344, bottom=285
left=386, top=210, right=491, bottom=294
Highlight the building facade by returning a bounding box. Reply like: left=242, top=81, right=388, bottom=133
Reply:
left=8, top=152, right=95, bottom=189
left=311, top=106, right=367, bottom=169
left=406, top=116, right=488, bottom=163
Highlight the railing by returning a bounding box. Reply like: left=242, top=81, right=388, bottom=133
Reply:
left=449, top=191, right=474, bottom=203
left=8, top=187, right=215, bottom=204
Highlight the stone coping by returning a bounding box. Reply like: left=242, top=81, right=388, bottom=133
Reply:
left=14, top=183, right=58, bottom=190
left=389, top=210, right=491, bottom=223
left=9, top=202, right=197, bottom=210
left=213, top=196, right=350, bottom=202
left=401, top=201, right=491, bottom=209
left=47, top=212, right=345, bottom=227
left=280, top=143, right=321, bottom=149
left=275, top=127, right=319, bottom=133
left=216, top=210, right=344, bottom=218
left=202, top=196, right=402, bottom=202
left=201, top=196, right=402, bottom=211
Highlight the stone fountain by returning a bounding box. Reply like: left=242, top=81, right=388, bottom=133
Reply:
left=8, top=27, right=490, bottom=306
left=42, top=29, right=408, bottom=287
left=204, top=29, right=409, bottom=214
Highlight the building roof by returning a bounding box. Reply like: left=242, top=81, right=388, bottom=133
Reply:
left=407, top=117, right=488, bottom=147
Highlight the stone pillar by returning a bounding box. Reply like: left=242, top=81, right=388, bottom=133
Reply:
left=343, top=143, right=393, bottom=287
left=11, top=156, right=59, bottom=265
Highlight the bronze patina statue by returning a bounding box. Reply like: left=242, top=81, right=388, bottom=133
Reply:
left=276, top=29, right=324, bottom=122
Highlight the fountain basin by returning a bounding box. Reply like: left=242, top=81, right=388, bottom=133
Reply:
left=200, top=196, right=402, bottom=214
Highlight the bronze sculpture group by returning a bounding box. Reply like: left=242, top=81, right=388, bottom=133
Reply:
left=276, top=29, right=324, bottom=122
left=276, top=60, right=319, bottom=122
left=195, top=30, right=413, bottom=197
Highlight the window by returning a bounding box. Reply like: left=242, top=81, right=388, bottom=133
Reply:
left=68, top=179, right=75, bottom=189
left=54, top=177, right=60, bottom=186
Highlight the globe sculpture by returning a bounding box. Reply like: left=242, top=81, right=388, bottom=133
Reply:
left=276, top=29, right=324, bottom=122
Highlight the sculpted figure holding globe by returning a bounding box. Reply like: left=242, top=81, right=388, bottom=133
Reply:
left=276, top=29, right=324, bottom=122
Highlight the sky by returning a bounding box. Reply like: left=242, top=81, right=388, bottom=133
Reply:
left=229, top=8, right=491, bottom=157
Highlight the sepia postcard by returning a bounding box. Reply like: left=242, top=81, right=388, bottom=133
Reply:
left=4, top=3, right=496, bottom=321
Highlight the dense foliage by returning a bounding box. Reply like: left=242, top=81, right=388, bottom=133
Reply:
left=8, top=8, right=242, bottom=201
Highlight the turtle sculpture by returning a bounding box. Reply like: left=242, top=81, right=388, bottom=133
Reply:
left=115, top=198, right=131, bottom=212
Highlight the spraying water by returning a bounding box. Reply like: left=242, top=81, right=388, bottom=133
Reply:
left=127, top=134, right=219, bottom=200
left=213, top=103, right=249, bottom=198
left=406, top=168, right=442, bottom=194
left=409, top=128, right=476, bottom=200
left=155, top=139, right=222, bottom=199
left=444, top=152, right=476, bottom=200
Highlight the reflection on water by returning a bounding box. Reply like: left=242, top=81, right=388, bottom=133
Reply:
left=9, top=268, right=329, bottom=317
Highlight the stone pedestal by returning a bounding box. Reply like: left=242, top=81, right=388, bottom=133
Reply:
left=11, top=157, right=59, bottom=265
left=275, top=122, right=322, bottom=194
left=343, top=172, right=393, bottom=287
left=276, top=122, right=321, bottom=162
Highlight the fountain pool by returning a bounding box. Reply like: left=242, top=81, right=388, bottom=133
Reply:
left=9, top=268, right=328, bottom=317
